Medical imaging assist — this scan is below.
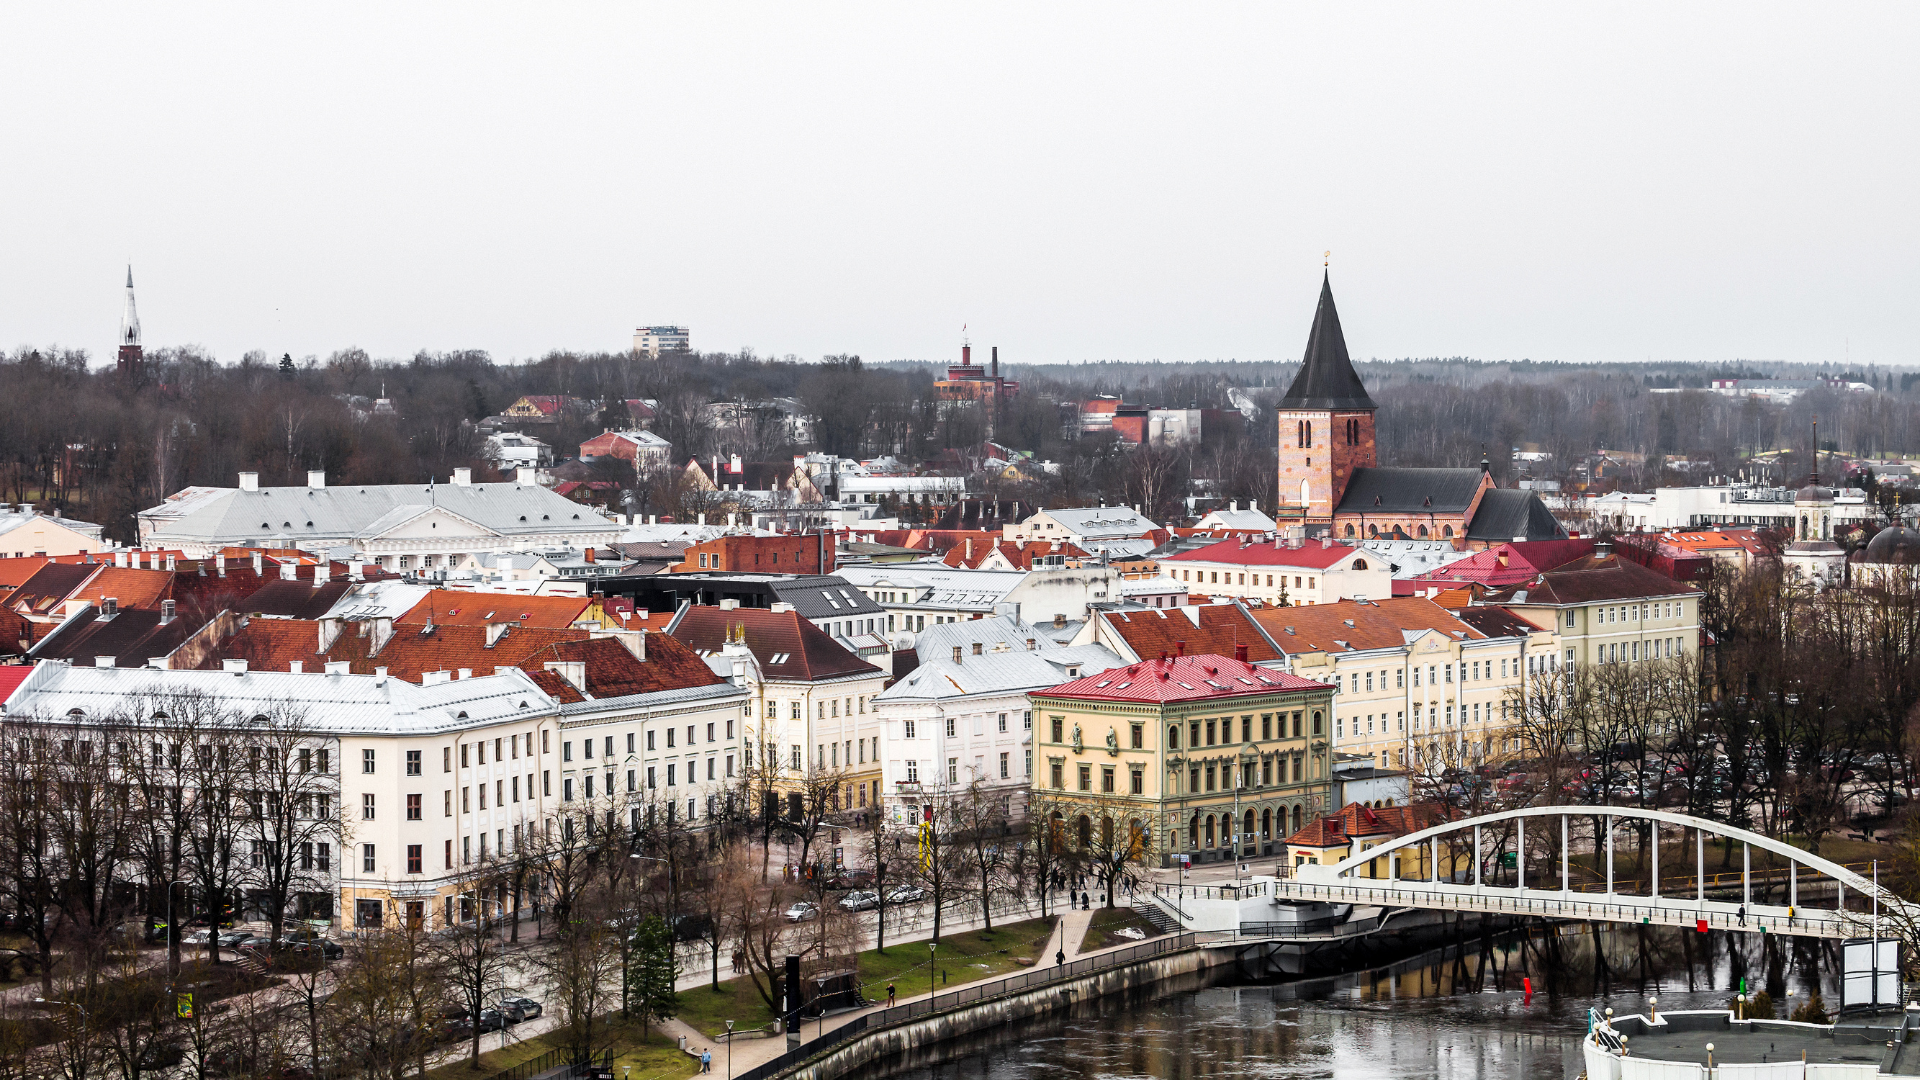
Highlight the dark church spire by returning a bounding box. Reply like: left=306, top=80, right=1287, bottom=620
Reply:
left=1279, top=272, right=1375, bottom=411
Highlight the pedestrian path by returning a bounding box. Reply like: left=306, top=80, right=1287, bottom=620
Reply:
left=682, top=900, right=1152, bottom=1077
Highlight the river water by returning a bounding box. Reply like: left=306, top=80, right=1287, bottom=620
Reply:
left=885, top=924, right=1847, bottom=1080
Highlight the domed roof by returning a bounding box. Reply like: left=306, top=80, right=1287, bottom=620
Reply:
left=1863, top=526, right=1920, bottom=565
left=1795, top=483, right=1833, bottom=504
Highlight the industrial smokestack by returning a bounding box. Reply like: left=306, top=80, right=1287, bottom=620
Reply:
left=991, top=346, right=998, bottom=380
left=962, top=344, right=971, bottom=366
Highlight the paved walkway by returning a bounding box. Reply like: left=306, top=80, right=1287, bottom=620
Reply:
left=665, top=899, right=1152, bottom=1078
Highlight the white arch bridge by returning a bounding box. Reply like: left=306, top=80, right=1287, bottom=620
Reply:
left=1274, top=806, right=1903, bottom=939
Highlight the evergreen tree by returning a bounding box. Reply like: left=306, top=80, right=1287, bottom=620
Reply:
left=625, top=915, right=679, bottom=1038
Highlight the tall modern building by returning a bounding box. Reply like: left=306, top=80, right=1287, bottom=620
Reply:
left=632, top=326, right=690, bottom=357
left=117, top=266, right=143, bottom=381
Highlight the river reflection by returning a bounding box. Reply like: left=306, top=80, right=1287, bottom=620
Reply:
left=887, top=924, right=1846, bottom=1080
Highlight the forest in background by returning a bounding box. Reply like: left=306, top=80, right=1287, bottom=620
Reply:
left=4, top=341, right=1917, bottom=542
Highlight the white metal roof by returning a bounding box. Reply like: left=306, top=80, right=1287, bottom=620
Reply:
left=139, top=480, right=623, bottom=546
left=2, top=661, right=557, bottom=736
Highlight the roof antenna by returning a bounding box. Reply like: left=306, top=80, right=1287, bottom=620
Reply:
left=1323, top=250, right=1330, bottom=268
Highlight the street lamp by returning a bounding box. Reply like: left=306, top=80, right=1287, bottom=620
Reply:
left=725, top=1020, right=734, bottom=1079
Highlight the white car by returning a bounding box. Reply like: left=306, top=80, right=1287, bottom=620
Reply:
left=838, top=891, right=880, bottom=912
left=885, top=886, right=927, bottom=904
left=784, top=902, right=818, bottom=922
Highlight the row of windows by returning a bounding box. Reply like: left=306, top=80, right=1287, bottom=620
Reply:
left=1174, top=569, right=1318, bottom=590
left=562, top=756, right=734, bottom=799
left=763, top=698, right=872, bottom=721
left=901, top=711, right=1032, bottom=740
left=561, top=722, right=732, bottom=762
left=1159, top=712, right=1321, bottom=750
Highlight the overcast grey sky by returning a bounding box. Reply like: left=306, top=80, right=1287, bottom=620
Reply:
left=3, top=5, right=1915, bottom=369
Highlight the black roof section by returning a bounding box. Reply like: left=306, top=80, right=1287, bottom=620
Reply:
left=601, top=572, right=883, bottom=620
left=1464, top=488, right=1569, bottom=543
left=1335, top=467, right=1487, bottom=514
left=1279, top=272, right=1376, bottom=411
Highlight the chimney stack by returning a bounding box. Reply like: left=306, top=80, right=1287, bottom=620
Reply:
left=1235, top=643, right=1249, bottom=663
left=991, top=346, right=998, bottom=380
left=238, top=471, right=259, bottom=492
left=453, top=467, right=472, bottom=486
left=308, top=470, right=326, bottom=489
left=962, top=344, right=971, bottom=366
left=1175, top=640, right=1186, bottom=657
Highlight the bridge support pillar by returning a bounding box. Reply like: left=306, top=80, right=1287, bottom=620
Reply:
left=1605, top=815, right=1614, bottom=894
left=1517, top=818, right=1525, bottom=891
left=1561, top=816, right=1570, bottom=894
left=1697, top=829, right=1705, bottom=905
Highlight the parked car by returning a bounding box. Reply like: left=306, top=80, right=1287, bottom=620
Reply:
left=497, top=997, right=542, bottom=1024
left=670, top=913, right=713, bottom=943
left=885, top=886, right=927, bottom=904
left=838, top=890, right=880, bottom=912
left=475, top=1009, right=506, bottom=1034
left=235, top=935, right=276, bottom=952
left=826, top=870, right=874, bottom=891
left=784, top=902, right=818, bottom=922
left=180, top=927, right=213, bottom=945
left=216, top=930, right=250, bottom=948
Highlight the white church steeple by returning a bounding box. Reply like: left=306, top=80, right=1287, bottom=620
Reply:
left=117, top=265, right=144, bottom=380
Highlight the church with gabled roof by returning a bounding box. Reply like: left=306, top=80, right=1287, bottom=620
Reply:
left=1275, top=274, right=1565, bottom=550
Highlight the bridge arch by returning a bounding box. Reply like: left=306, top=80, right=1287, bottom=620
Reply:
left=1316, top=804, right=1886, bottom=901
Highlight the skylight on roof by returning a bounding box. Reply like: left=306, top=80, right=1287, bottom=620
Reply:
left=1114, top=681, right=1130, bottom=689
left=1176, top=682, right=1194, bottom=690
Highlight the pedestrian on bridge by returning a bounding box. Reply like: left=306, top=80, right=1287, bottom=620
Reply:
left=1737, top=904, right=1748, bottom=927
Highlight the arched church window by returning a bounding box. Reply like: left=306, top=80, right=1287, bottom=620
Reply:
left=1344, top=524, right=1355, bottom=538
left=1417, top=525, right=1429, bottom=538
left=1443, top=525, right=1454, bottom=538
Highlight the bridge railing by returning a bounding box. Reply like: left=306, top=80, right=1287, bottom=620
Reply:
left=1271, top=880, right=1844, bottom=934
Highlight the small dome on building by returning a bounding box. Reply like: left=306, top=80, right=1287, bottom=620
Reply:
left=1795, top=483, right=1833, bottom=505
left=1862, top=526, right=1920, bottom=565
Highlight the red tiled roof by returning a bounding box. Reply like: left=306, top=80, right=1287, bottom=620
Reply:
left=1096, top=605, right=1283, bottom=664
left=522, top=669, right=586, bottom=703
left=515, top=635, right=723, bottom=698
left=4, top=562, right=97, bottom=615
left=1412, top=539, right=1595, bottom=587
left=1286, top=801, right=1438, bottom=848
left=1455, top=605, right=1547, bottom=638
left=0, top=665, right=33, bottom=703
left=1478, top=550, right=1699, bottom=606
left=77, top=567, right=176, bottom=610
left=1035, top=654, right=1328, bottom=704
left=1249, top=598, right=1485, bottom=655
left=671, top=606, right=883, bottom=682
left=196, top=618, right=593, bottom=682
left=395, top=591, right=591, bottom=629
left=943, top=540, right=1089, bottom=570
left=1164, top=538, right=1358, bottom=569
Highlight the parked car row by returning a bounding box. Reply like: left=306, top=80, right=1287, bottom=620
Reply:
left=439, top=997, right=542, bottom=1040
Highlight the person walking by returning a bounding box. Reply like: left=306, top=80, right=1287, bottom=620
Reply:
left=886, top=982, right=896, bottom=1006
left=700, top=1049, right=712, bottom=1073
left=1737, top=903, right=1748, bottom=927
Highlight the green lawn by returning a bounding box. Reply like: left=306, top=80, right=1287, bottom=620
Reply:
left=1078, top=907, right=1161, bottom=953
left=425, top=1017, right=695, bottom=1080
left=674, top=917, right=1058, bottom=1039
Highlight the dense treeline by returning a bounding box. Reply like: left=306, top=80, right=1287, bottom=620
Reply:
left=8, top=341, right=1919, bottom=541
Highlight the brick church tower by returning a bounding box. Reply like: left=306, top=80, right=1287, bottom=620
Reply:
left=1275, top=273, right=1375, bottom=526
left=116, top=265, right=143, bottom=382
